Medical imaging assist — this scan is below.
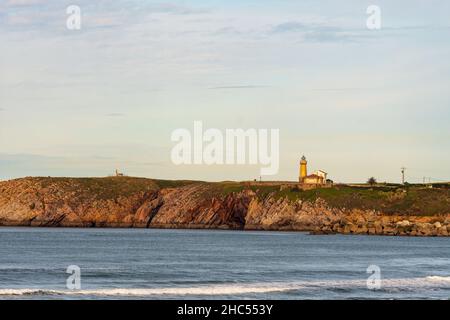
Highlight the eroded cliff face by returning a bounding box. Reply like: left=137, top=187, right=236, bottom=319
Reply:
left=0, top=177, right=449, bottom=236
left=243, top=195, right=450, bottom=236
left=0, top=177, right=159, bottom=227
left=148, top=184, right=250, bottom=229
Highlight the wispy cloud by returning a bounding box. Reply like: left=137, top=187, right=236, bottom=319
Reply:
left=4, top=0, right=45, bottom=7
left=106, top=113, right=126, bottom=117
left=1, top=1, right=449, bottom=182
left=271, top=21, right=377, bottom=43
left=311, top=88, right=379, bottom=92
left=208, top=85, right=272, bottom=90
left=0, top=0, right=209, bottom=33
left=271, top=21, right=309, bottom=33
left=270, top=19, right=450, bottom=43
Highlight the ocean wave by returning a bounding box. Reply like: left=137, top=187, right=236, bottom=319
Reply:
left=426, top=276, right=450, bottom=283
left=0, top=284, right=298, bottom=297
left=1, top=276, right=449, bottom=297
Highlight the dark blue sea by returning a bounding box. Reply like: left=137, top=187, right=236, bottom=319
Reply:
left=0, top=227, right=449, bottom=299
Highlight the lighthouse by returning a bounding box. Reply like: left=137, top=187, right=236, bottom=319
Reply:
left=299, top=155, right=307, bottom=182
left=298, top=155, right=330, bottom=185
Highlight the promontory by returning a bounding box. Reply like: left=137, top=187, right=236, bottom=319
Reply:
left=0, top=177, right=449, bottom=236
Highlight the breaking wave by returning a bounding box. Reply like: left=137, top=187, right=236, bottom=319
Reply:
left=426, top=276, right=450, bottom=283
left=1, top=276, right=449, bottom=297
left=0, top=284, right=297, bottom=297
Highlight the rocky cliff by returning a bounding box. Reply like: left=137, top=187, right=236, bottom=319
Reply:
left=0, top=177, right=449, bottom=236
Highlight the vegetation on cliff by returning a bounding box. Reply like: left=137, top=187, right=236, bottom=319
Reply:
left=0, top=177, right=449, bottom=233
left=209, top=182, right=450, bottom=216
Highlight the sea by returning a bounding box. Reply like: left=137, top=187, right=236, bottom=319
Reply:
left=0, top=227, right=449, bottom=300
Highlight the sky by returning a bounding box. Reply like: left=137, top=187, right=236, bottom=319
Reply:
left=0, top=0, right=449, bottom=183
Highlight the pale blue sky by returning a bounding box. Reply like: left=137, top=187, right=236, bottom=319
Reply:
left=1, top=0, right=449, bottom=183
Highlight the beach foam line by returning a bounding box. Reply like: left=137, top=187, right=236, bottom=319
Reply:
left=1, top=276, right=449, bottom=296
left=426, top=276, right=450, bottom=283
left=0, top=284, right=299, bottom=296
left=304, top=276, right=450, bottom=290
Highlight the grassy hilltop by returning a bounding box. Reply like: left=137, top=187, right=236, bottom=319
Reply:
left=1, top=177, right=449, bottom=217
left=0, top=177, right=449, bottom=233
left=205, top=181, right=450, bottom=216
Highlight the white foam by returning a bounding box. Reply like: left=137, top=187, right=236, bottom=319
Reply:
left=0, top=284, right=299, bottom=297
left=1, top=276, right=449, bottom=297
left=426, top=276, right=450, bottom=283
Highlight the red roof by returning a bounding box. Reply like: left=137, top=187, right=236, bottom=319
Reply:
left=305, top=174, right=322, bottom=179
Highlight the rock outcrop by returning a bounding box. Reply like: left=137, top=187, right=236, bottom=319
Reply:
left=0, top=177, right=449, bottom=236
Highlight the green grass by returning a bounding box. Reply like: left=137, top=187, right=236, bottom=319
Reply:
left=152, top=179, right=199, bottom=189
left=203, top=182, right=450, bottom=216
left=32, top=176, right=159, bottom=200
left=27, top=176, right=201, bottom=201
left=204, top=183, right=280, bottom=200
left=20, top=177, right=450, bottom=216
